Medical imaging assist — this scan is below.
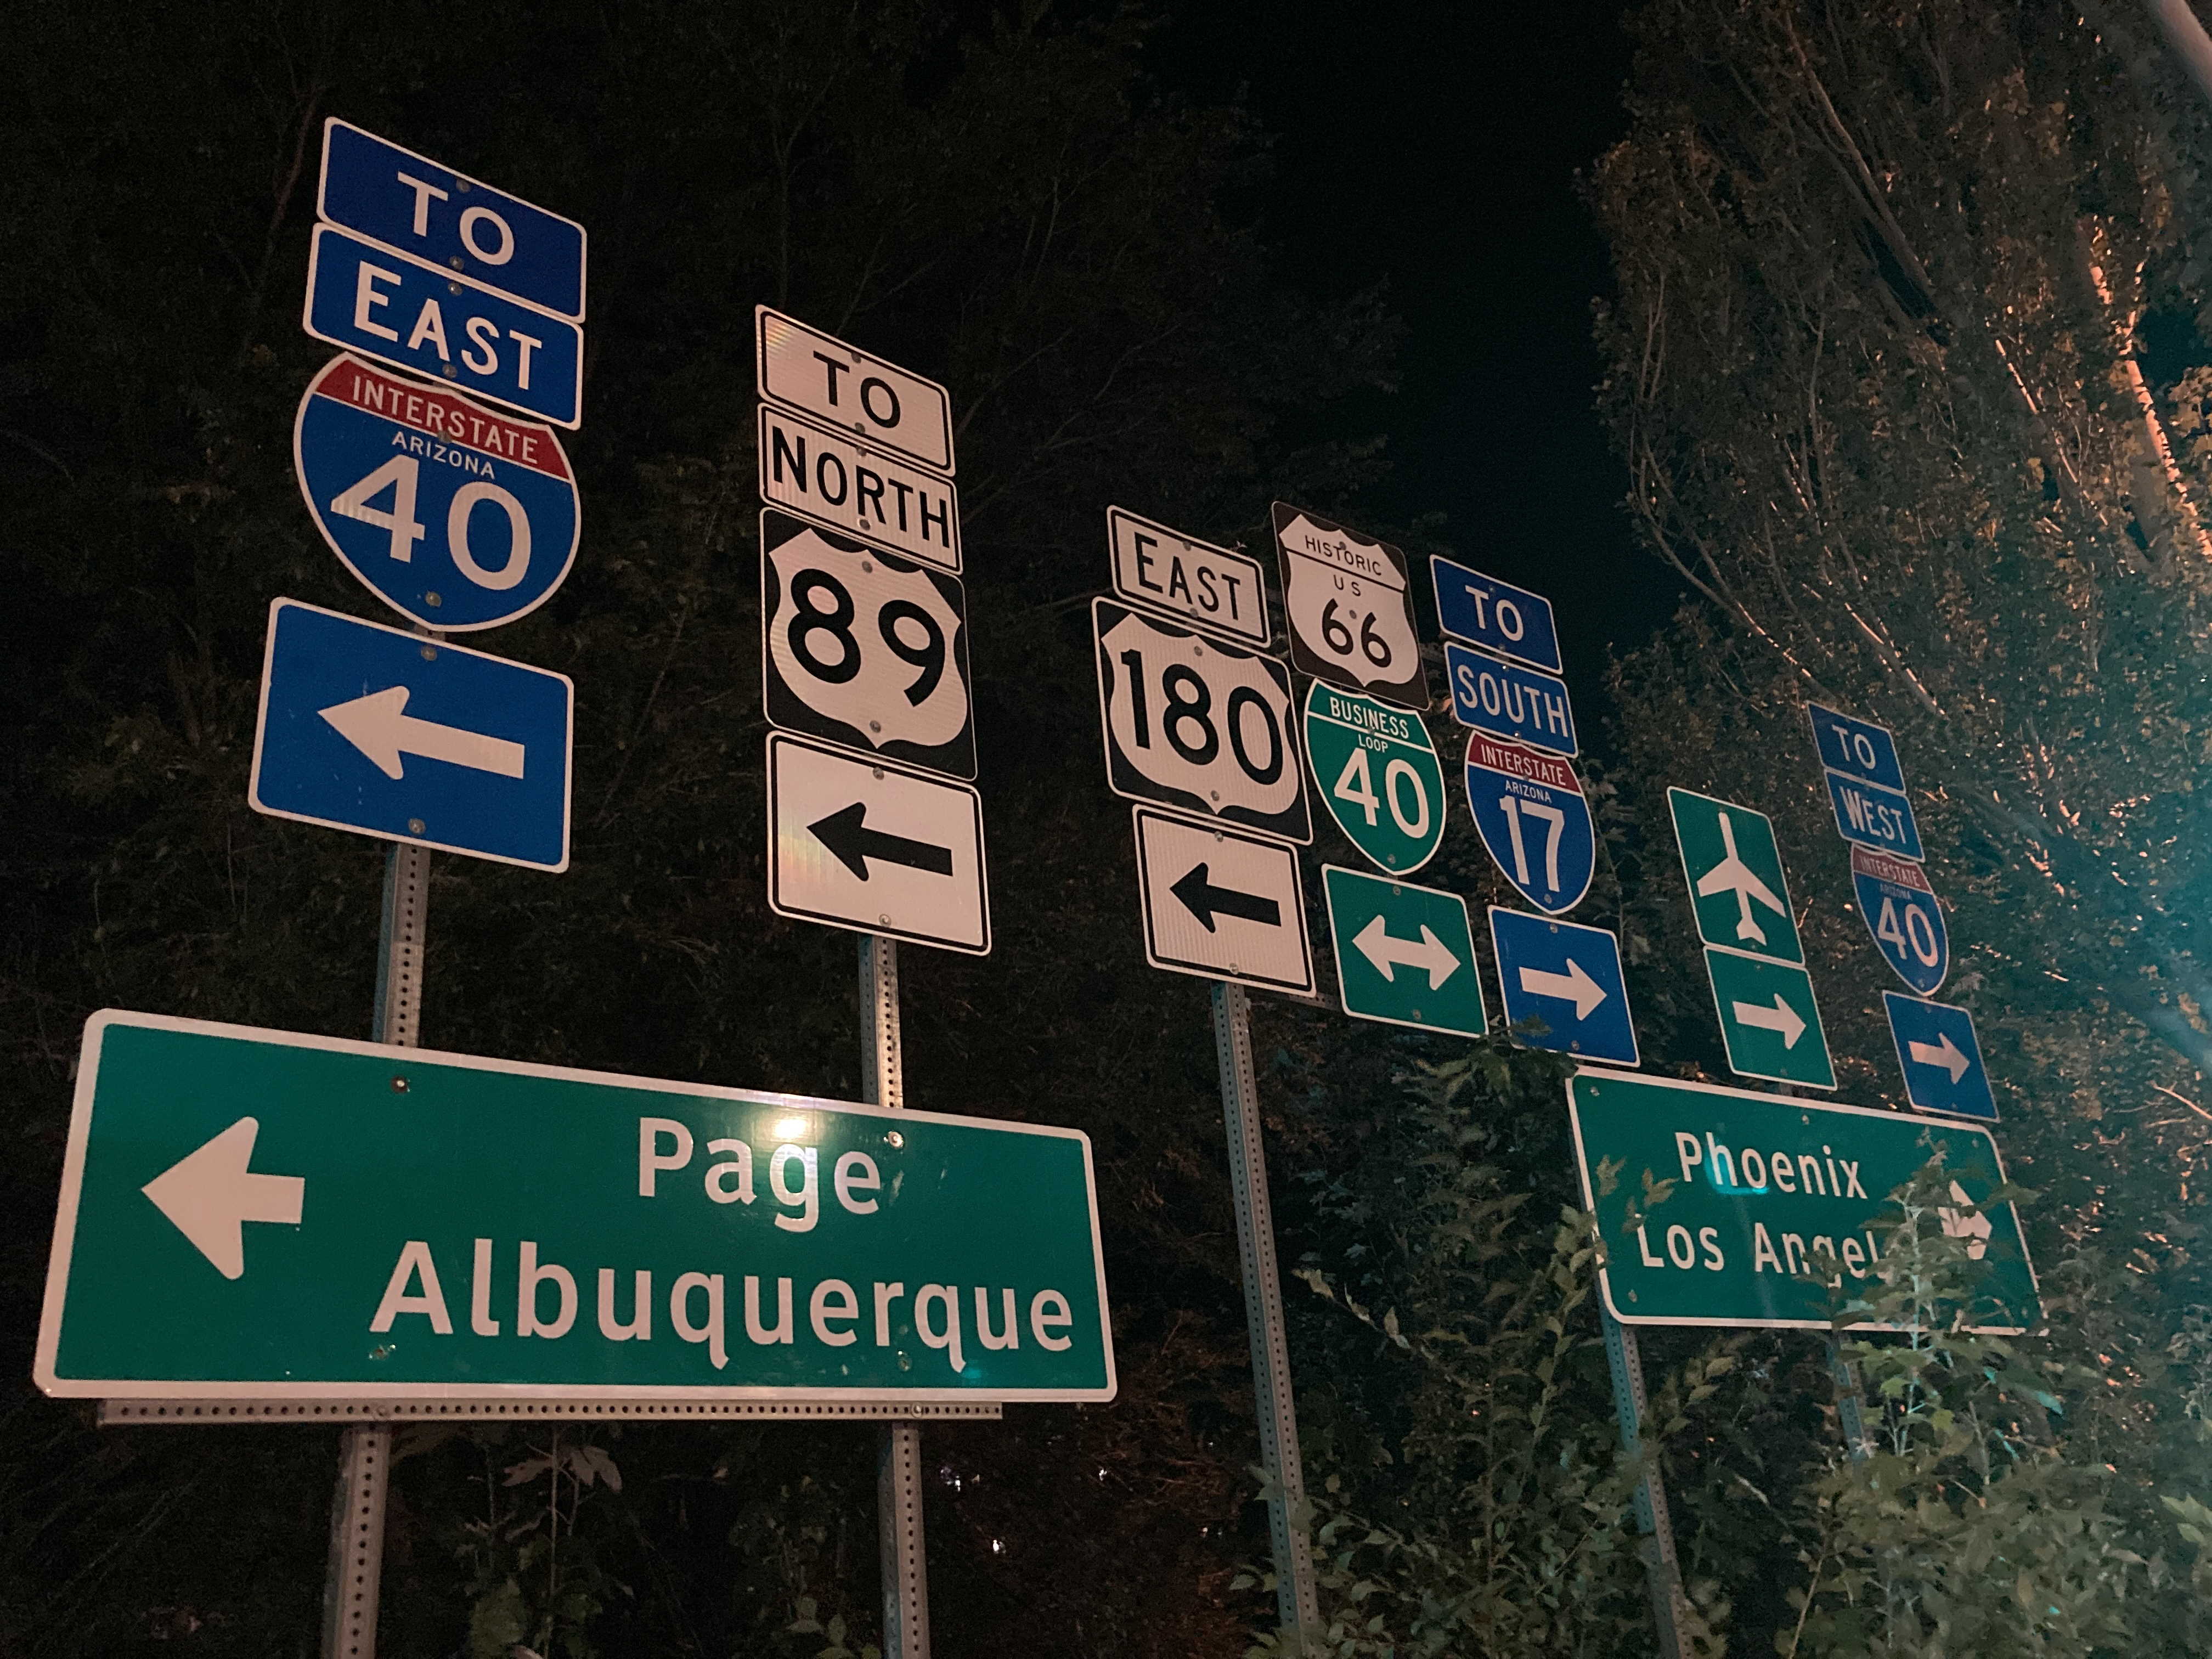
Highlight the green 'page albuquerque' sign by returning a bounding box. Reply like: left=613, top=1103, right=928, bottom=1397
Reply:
left=37, top=1011, right=1114, bottom=1403
left=1567, top=1069, right=2039, bottom=1334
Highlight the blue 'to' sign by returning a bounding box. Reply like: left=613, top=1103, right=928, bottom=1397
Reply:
left=304, top=226, right=584, bottom=429
left=295, top=355, right=579, bottom=632
left=1807, top=701, right=1906, bottom=792
left=1431, top=556, right=1560, bottom=673
left=318, top=119, right=586, bottom=320
left=1850, top=844, right=1948, bottom=995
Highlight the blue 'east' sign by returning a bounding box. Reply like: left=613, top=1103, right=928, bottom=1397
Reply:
left=318, top=119, right=586, bottom=320
left=249, top=599, right=572, bottom=871
left=1825, top=772, right=1923, bottom=862
left=304, top=225, right=583, bottom=429
left=1882, top=992, right=1997, bottom=1121
left=294, top=354, right=579, bottom=632
left=1430, top=556, right=1560, bottom=673
left=1444, top=641, right=1576, bottom=757
left=1807, top=701, right=1906, bottom=792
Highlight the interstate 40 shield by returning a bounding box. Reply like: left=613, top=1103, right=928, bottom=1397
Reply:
left=295, top=354, right=579, bottom=631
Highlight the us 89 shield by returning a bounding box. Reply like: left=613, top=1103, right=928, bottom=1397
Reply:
left=761, top=510, right=974, bottom=779
left=1091, top=599, right=1310, bottom=844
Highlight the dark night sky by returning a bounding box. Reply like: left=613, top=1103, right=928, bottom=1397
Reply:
left=1154, top=0, right=1668, bottom=693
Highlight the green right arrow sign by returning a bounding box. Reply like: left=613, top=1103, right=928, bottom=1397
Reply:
left=1702, top=947, right=1834, bottom=1090
left=1669, top=787, right=1833, bottom=1089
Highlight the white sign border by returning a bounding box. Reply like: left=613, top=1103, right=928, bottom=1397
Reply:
left=1565, top=1066, right=2038, bottom=1335
left=1130, top=804, right=1316, bottom=996
left=37, top=1009, right=1109, bottom=1402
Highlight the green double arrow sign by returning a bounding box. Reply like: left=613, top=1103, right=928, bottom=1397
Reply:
left=37, top=1012, right=1114, bottom=1403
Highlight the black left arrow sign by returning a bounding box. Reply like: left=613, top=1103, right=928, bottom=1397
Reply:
left=809, top=802, right=956, bottom=879
left=1169, top=862, right=1282, bottom=933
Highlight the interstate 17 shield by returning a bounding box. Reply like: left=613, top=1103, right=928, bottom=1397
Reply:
left=1851, top=844, right=1949, bottom=995
left=294, top=353, right=580, bottom=631
left=1464, top=732, right=1594, bottom=914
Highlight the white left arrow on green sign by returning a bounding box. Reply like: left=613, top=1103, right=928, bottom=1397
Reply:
left=140, top=1118, right=306, bottom=1281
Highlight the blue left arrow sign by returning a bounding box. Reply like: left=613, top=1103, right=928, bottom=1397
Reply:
left=249, top=599, right=572, bottom=871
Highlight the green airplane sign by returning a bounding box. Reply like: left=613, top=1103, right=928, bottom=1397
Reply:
left=1668, top=786, right=1835, bottom=1088
left=1667, top=787, right=1803, bottom=962
left=1568, top=1070, right=2040, bottom=1333
left=37, top=1012, right=1114, bottom=1404
left=1303, top=683, right=1445, bottom=874
left=1321, top=866, right=1486, bottom=1038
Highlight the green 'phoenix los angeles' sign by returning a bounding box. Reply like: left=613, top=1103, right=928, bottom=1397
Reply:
left=37, top=1012, right=1114, bottom=1403
left=1568, top=1069, right=2040, bottom=1334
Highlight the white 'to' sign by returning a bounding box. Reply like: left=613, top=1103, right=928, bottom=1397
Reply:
left=756, top=307, right=955, bottom=475
left=1091, top=599, right=1309, bottom=844
left=1272, top=503, right=1427, bottom=709
left=761, top=512, right=974, bottom=780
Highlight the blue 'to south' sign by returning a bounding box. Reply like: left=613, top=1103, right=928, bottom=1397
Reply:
left=1444, top=641, right=1577, bottom=757
left=304, top=225, right=583, bottom=429
left=295, top=354, right=579, bottom=632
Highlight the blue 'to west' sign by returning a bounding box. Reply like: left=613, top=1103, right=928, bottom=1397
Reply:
left=295, top=354, right=579, bottom=632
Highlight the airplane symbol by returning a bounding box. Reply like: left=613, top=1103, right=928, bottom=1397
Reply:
left=1695, top=812, right=1787, bottom=947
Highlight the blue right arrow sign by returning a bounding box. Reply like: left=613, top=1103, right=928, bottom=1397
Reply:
left=1488, top=907, right=1639, bottom=1066
left=1883, top=992, right=1997, bottom=1121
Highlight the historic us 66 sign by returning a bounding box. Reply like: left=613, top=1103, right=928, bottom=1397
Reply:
left=1271, top=503, right=1427, bottom=710
left=1092, top=599, right=1310, bottom=844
